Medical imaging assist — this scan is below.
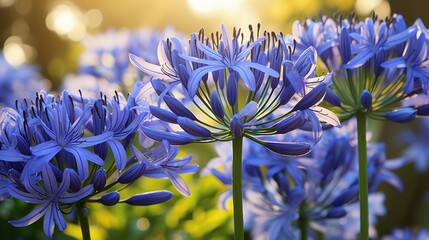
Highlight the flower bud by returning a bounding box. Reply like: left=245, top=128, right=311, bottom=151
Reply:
left=150, top=106, right=178, bottom=123
left=210, top=91, right=225, bottom=119
left=360, top=89, right=373, bottom=110
left=122, top=191, right=173, bottom=206
left=386, top=108, right=417, bottom=123
left=100, top=191, right=120, bottom=206
left=118, top=163, right=146, bottom=184
left=93, top=168, right=107, bottom=191
left=177, top=117, right=211, bottom=138
left=163, top=95, right=197, bottom=120
left=264, top=141, right=311, bottom=156
left=68, top=169, right=81, bottom=192
left=230, top=115, right=244, bottom=138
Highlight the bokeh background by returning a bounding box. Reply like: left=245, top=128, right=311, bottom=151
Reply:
left=1, top=0, right=429, bottom=239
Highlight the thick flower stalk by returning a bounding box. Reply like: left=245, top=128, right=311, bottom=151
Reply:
left=0, top=85, right=198, bottom=239
left=130, top=24, right=339, bottom=239
left=291, top=14, right=429, bottom=239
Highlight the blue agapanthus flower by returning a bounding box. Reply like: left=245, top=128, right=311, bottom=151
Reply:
left=130, top=24, right=339, bottom=156
left=0, top=53, right=50, bottom=108
left=291, top=14, right=429, bottom=122
left=0, top=85, right=198, bottom=238
left=8, top=165, right=93, bottom=239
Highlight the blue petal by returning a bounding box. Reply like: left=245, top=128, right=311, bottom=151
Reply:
left=42, top=164, right=59, bottom=195
left=53, top=202, right=67, bottom=231
left=129, top=53, right=165, bottom=78
left=188, top=65, right=223, bottom=97
left=240, top=61, right=279, bottom=78
left=164, top=170, right=191, bottom=196
left=276, top=111, right=306, bottom=134
left=9, top=201, right=50, bottom=227
left=344, top=50, right=374, bottom=68
left=238, top=101, right=258, bottom=119
left=231, top=64, right=256, bottom=91
left=63, top=147, right=90, bottom=180
left=381, top=57, right=407, bottom=69
left=0, top=149, right=30, bottom=162
left=7, top=185, right=43, bottom=204
left=141, top=127, right=193, bottom=145
left=59, top=185, right=93, bottom=204
left=107, top=140, right=127, bottom=170
left=43, top=205, right=55, bottom=239
left=80, top=131, right=114, bottom=147
left=122, top=191, right=173, bottom=205
left=30, top=141, right=61, bottom=157
left=293, top=83, right=327, bottom=111
left=384, top=26, right=417, bottom=49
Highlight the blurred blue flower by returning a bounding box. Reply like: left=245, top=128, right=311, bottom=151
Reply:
left=0, top=53, right=50, bottom=107
left=383, top=228, right=429, bottom=240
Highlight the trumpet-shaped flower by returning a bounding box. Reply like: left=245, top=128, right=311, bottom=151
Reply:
left=8, top=165, right=93, bottom=239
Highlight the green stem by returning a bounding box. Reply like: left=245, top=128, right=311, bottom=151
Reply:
left=77, top=203, right=91, bottom=240
left=232, top=137, right=244, bottom=240
left=357, top=112, right=369, bottom=240
left=298, top=202, right=308, bottom=240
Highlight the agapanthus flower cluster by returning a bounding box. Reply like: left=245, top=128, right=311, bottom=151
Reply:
left=291, top=14, right=429, bottom=122
left=130, top=24, right=340, bottom=155
left=63, top=27, right=179, bottom=98
left=0, top=53, right=50, bottom=108
left=0, top=84, right=198, bottom=238
left=204, top=120, right=406, bottom=239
